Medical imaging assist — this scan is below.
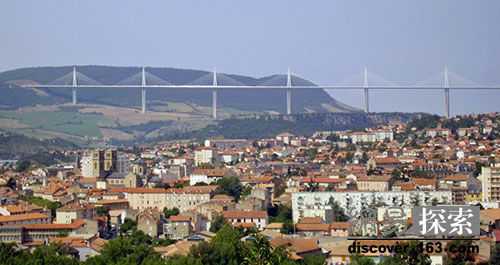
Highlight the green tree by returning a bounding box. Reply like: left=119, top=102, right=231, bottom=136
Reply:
left=243, top=233, right=291, bottom=265
left=15, top=160, right=31, bottom=172
left=164, top=207, right=180, bottom=218
left=280, top=219, right=295, bottom=234
left=209, top=215, right=227, bottom=233
left=217, top=177, right=243, bottom=202
left=120, top=217, right=137, bottom=235
left=328, top=196, right=349, bottom=222
left=445, top=238, right=478, bottom=265
left=349, top=254, right=376, bottom=265
left=242, top=185, right=252, bottom=198
left=379, top=241, right=431, bottom=265
left=198, top=163, right=215, bottom=169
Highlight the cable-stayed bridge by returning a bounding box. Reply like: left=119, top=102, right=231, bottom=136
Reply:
left=23, top=66, right=500, bottom=118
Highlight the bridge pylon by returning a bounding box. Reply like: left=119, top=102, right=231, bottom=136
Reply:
left=363, top=67, right=369, bottom=113
left=286, top=68, right=292, bottom=115
left=72, top=67, right=77, bottom=105
left=141, top=67, right=146, bottom=114
left=444, top=66, right=450, bottom=118
left=212, top=67, right=218, bottom=119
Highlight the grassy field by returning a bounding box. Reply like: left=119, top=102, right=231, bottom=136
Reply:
left=0, top=103, right=215, bottom=145
left=0, top=109, right=113, bottom=138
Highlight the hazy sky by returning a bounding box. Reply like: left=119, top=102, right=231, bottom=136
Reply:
left=1, top=0, right=499, bottom=116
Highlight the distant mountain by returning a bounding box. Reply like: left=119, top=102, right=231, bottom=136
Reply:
left=0, top=66, right=360, bottom=113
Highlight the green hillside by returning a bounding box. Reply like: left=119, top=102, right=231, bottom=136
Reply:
left=0, top=65, right=360, bottom=113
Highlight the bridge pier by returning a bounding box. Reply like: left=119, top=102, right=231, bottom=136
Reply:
left=72, top=88, right=77, bottom=105
left=212, top=67, right=218, bottom=119
left=286, top=68, right=292, bottom=114
left=141, top=67, right=147, bottom=114
left=364, top=88, right=369, bottom=113
left=444, top=66, right=450, bottom=118
left=72, top=67, right=77, bottom=105
left=363, top=67, right=369, bottom=113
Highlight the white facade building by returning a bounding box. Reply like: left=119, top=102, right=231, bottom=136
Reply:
left=291, top=191, right=452, bottom=223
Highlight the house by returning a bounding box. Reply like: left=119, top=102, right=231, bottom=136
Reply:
left=276, top=133, right=294, bottom=145
left=0, top=212, right=51, bottom=225
left=411, top=178, right=438, bottom=190
left=295, top=223, right=330, bottom=237
left=425, top=128, right=451, bottom=138
left=367, top=157, right=403, bottom=171
left=269, top=238, right=327, bottom=260
left=137, top=209, right=164, bottom=238
left=189, top=168, right=236, bottom=186
left=222, top=211, right=268, bottom=229
left=330, top=222, right=349, bottom=237
left=194, top=147, right=219, bottom=166
left=264, top=223, right=283, bottom=232
left=55, top=204, right=96, bottom=224
left=164, top=216, right=193, bottom=240
left=356, top=175, right=394, bottom=191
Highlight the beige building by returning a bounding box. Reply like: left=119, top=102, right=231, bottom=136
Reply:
left=81, top=150, right=117, bottom=178
left=55, top=204, right=96, bottom=224
left=357, top=175, right=395, bottom=191
left=194, top=147, right=219, bottom=166
left=0, top=213, right=51, bottom=225
left=126, top=186, right=217, bottom=212
left=480, top=163, right=500, bottom=202
left=222, top=211, right=268, bottom=229
left=164, top=216, right=193, bottom=240
left=137, top=210, right=164, bottom=238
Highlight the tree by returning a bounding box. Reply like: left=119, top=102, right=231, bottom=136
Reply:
left=328, top=196, right=349, bottom=222
left=154, top=182, right=171, bottom=189
left=280, top=219, right=295, bottom=234
left=216, top=177, right=243, bottom=202
left=242, top=185, right=252, bottom=198
left=474, top=161, right=486, bottom=177
left=15, top=160, right=30, bottom=172
left=490, top=244, right=500, bottom=265
left=349, top=254, right=376, bottom=265
left=445, top=238, right=478, bottom=265
left=379, top=241, right=431, bottom=265
left=164, top=207, right=180, bottom=218
left=198, top=163, right=215, bottom=169
left=4, top=178, right=16, bottom=189
left=209, top=215, right=227, bottom=233
left=391, top=169, right=402, bottom=180
left=243, top=233, right=291, bottom=265
left=120, top=217, right=137, bottom=235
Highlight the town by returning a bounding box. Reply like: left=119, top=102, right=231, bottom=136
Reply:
left=0, top=113, right=498, bottom=264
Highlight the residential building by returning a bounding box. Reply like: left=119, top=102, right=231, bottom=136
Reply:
left=357, top=175, right=394, bottom=191
left=194, top=147, right=219, bottom=166
left=189, top=168, right=236, bottom=186
left=164, top=216, right=193, bottom=240
left=222, top=211, right=268, bottom=229
left=204, top=139, right=249, bottom=149
left=481, top=164, right=500, bottom=202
